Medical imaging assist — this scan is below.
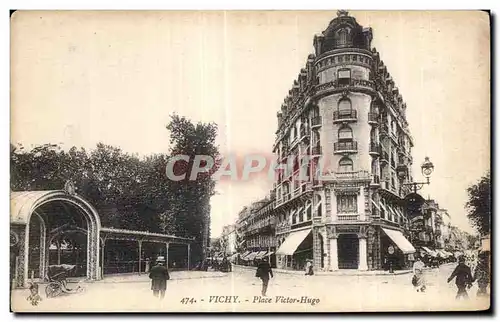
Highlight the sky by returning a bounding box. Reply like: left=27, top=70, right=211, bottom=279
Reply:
left=11, top=11, right=490, bottom=237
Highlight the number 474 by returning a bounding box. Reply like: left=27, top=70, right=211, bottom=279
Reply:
left=180, top=297, right=196, bottom=304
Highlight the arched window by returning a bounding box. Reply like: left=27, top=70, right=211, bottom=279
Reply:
left=370, top=128, right=376, bottom=143
left=338, top=126, right=353, bottom=141
left=338, top=98, right=352, bottom=116
left=371, top=159, right=378, bottom=175
left=314, top=194, right=323, bottom=218
left=306, top=200, right=312, bottom=221
left=338, top=157, right=354, bottom=172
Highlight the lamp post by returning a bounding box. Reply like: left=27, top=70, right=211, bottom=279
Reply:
left=396, top=157, right=435, bottom=195
left=396, top=157, right=435, bottom=252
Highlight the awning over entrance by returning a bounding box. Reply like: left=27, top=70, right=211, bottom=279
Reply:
left=382, top=228, right=416, bottom=254
left=254, top=251, right=269, bottom=260
left=276, top=229, right=311, bottom=256
left=421, top=246, right=438, bottom=257
left=435, top=249, right=449, bottom=258
left=245, top=252, right=259, bottom=261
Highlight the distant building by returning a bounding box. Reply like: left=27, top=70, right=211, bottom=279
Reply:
left=221, top=224, right=237, bottom=255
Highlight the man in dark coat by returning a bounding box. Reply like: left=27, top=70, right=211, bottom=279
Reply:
left=447, top=255, right=473, bottom=300
left=149, top=256, right=170, bottom=299
left=255, top=258, right=273, bottom=296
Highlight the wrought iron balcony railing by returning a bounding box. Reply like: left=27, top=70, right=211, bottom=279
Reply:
left=311, top=116, right=322, bottom=128
left=333, top=110, right=357, bottom=122
left=369, top=143, right=381, bottom=155
left=334, top=141, right=358, bottom=153
left=368, top=112, right=379, bottom=124
left=311, top=146, right=322, bottom=155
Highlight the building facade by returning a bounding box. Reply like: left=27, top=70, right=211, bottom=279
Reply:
left=221, top=224, right=237, bottom=256
left=272, top=11, right=417, bottom=271
left=235, top=197, right=277, bottom=266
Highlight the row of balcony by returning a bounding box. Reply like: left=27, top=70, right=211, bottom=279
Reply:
left=285, top=142, right=400, bottom=158
left=275, top=214, right=366, bottom=234
left=333, top=141, right=357, bottom=153
left=315, top=78, right=375, bottom=93
left=332, top=111, right=380, bottom=124
left=275, top=182, right=313, bottom=207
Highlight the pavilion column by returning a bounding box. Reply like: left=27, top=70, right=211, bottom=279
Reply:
left=101, top=237, right=107, bottom=279
left=57, top=241, right=61, bottom=265
left=187, top=244, right=190, bottom=271
left=39, top=221, right=47, bottom=280
left=165, top=242, right=169, bottom=269
left=14, top=225, right=28, bottom=288
left=138, top=240, right=143, bottom=275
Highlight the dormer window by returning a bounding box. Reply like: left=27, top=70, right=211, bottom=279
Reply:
left=338, top=68, right=351, bottom=86
left=337, top=28, right=349, bottom=47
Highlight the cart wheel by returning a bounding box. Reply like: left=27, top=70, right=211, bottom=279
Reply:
left=45, top=282, right=62, bottom=298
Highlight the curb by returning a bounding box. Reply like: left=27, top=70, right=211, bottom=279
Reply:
left=91, top=274, right=228, bottom=284
left=232, top=264, right=444, bottom=277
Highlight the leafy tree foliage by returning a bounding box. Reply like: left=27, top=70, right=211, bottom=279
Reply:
left=165, top=114, right=220, bottom=262
left=11, top=115, right=220, bottom=264
left=465, top=171, right=491, bottom=235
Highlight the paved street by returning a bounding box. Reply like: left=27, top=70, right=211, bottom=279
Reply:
left=11, top=263, right=489, bottom=312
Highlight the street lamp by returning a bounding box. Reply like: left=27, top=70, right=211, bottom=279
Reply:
left=397, top=156, right=435, bottom=195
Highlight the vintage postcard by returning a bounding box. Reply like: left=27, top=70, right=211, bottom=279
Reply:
left=10, top=10, right=490, bottom=312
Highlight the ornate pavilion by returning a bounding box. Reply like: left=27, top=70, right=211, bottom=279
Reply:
left=10, top=182, right=194, bottom=288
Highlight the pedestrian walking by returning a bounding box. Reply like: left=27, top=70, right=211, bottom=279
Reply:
left=149, top=256, right=170, bottom=300
left=473, top=252, right=490, bottom=297
left=412, top=257, right=426, bottom=292
left=447, top=255, right=473, bottom=300
left=255, top=258, right=273, bottom=296
left=305, top=259, right=314, bottom=276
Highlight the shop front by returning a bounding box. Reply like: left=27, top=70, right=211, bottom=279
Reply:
left=275, top=228, right=313, bottom=270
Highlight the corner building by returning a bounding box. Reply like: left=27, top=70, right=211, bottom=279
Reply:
left=273, top=11, right=416, bottom=271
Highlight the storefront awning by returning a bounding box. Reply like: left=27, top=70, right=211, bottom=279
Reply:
left=382, top=227, right=416, bottom=254
left=239, top=251, right=251, bottom=260
left=436, top=249, right=449, bottom=258
left=254, top=251, right=268, bottom=260
left=421, top=247, right=438, bottom=257
left=276, top=229, right=311, bottom=256
left=245, top=252, right=259, bottom=261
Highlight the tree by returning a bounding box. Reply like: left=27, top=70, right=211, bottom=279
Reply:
left=10, top=114, right=220, bottom=260
left=465, top=171, right=491, bottom=236
left=165, top=114, right=220, bottom=263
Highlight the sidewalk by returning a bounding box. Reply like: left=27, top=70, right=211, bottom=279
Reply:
left=97, top=270, right=227, bottom=283
left=233, top=263, right=453, bottom=276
